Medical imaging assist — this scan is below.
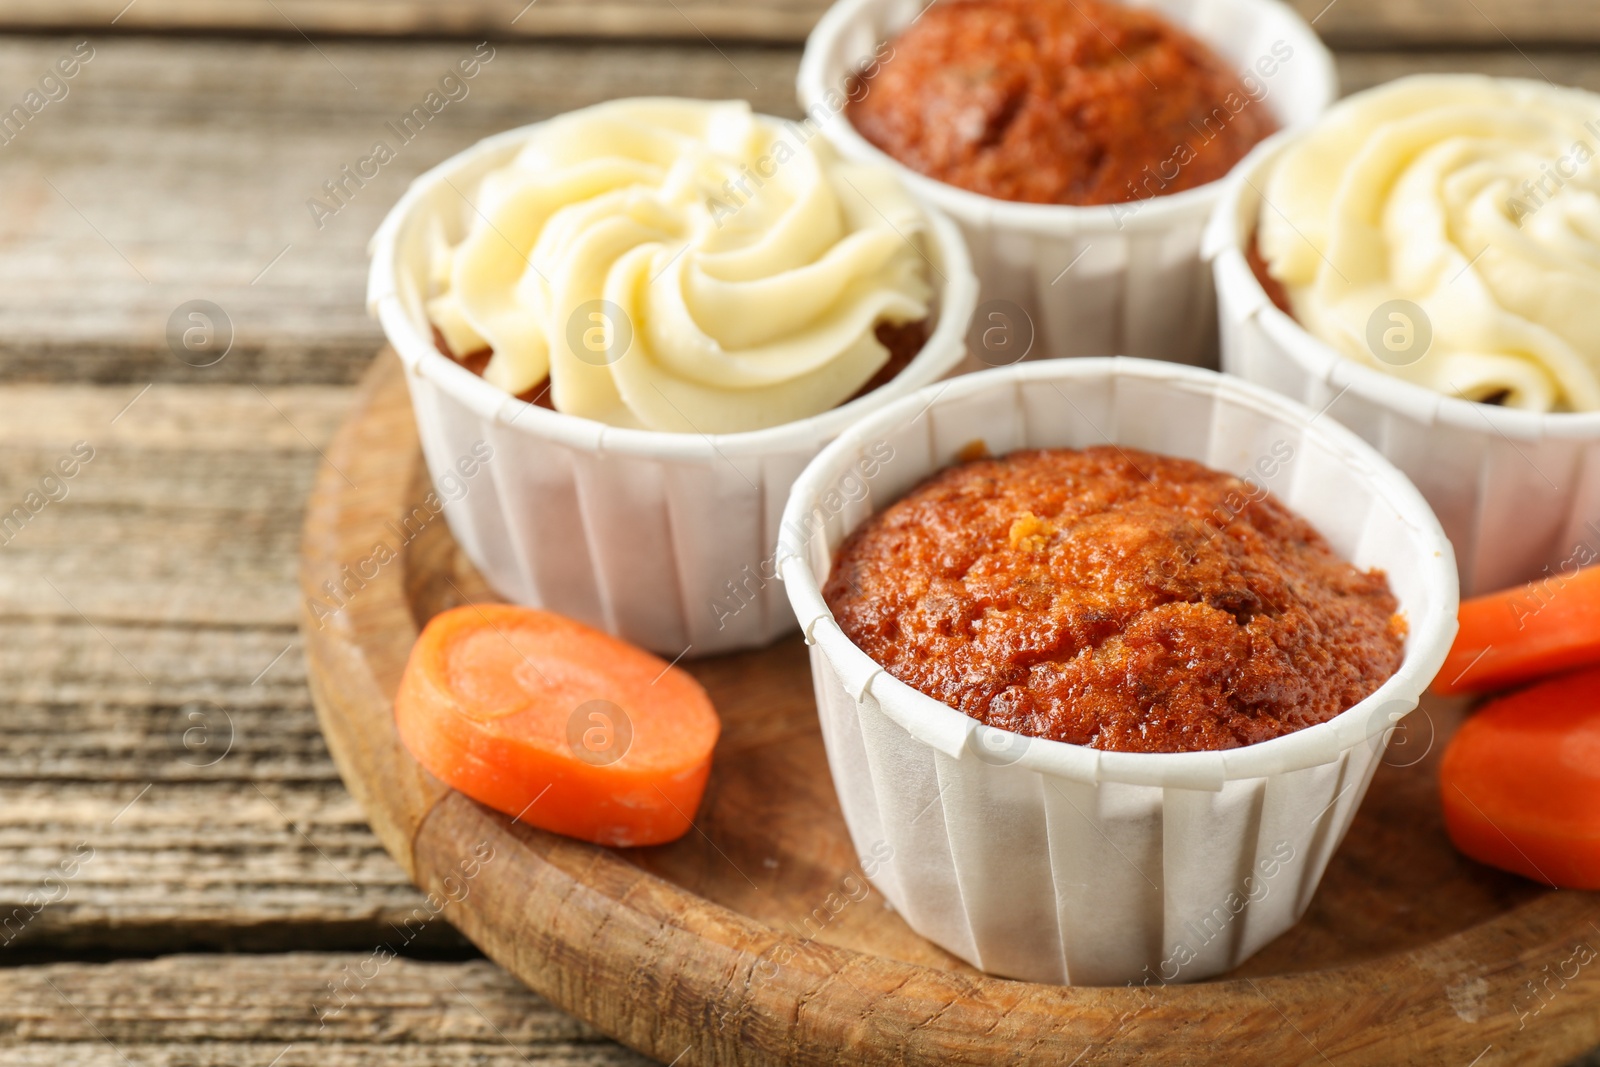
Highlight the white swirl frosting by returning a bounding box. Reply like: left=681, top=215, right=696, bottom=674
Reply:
left=425, top=98, right=934, bottom=433
left=1260, top=75, right=1600, bottom=412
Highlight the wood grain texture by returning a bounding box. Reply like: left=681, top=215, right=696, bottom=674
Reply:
left=1334, top=50, right=1600, bottom=95
left=0, top=380, right=479, bottom=956
left=302, top=350, right=1600, bottom=1067
left=0, top=36, right=800, bottom=387
left=0, top=955, right=652, bottom=1065
left=0, top=0, right=1596, bottom=45
left=0, top=0, right=824, bottom=44
left=1286, top=0, right=1600, bottom=47
left=2, top=38, right=1599, bottom=389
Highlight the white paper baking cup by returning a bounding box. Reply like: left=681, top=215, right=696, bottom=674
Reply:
left=797, top=0, right=1336, bottom=369
left=1205, top=135, right=1600, bottom=599
left=776, top=359, right=1458, bottom=985
left=368, top=118, right=979, bottom=656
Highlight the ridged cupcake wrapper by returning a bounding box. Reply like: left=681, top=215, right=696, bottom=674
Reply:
left=778, top=359, right=1458, bottom=984
left=797, top=0, right=1337, bottom=368
left=1205, top=136, right=1600, bottom=598
left=368, top=117, right=979, bottom=656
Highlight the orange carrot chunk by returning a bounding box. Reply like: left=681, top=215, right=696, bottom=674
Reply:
left=1439, top=665, right=1600, bottom=889
left=1433, top=563, right=1600, bottom=696
left=395, top=604, right=719, bottom=847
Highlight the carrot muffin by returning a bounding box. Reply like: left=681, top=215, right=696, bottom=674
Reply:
left=422, top=98, right=935, bottom=435
left=823, top=446, right=1404, bottom=753
left=846, top=0, right=1278, bottom=205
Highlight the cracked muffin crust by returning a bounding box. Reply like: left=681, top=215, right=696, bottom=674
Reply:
left=823, top=446, right=1405, bottom=753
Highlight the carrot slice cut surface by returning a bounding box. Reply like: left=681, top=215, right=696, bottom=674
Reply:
left=396, top=604, right=720, bottom=847
left=1439, top=665, right=1600, bottom=889
left=1434, top=563, right=1600, bottom=695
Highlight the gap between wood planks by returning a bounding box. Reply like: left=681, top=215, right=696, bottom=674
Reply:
left=1, top=955, right=655, bottom=1066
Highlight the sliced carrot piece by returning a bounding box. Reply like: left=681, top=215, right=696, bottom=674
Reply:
left=395, top=604, right=719, bottom=847
left=1439, top=665, right=1600, bottom=889
left=1432, top=563, right=1600, bottom=696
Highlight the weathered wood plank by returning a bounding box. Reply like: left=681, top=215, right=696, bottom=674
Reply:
left=0, top=378, right=655, bottom=1063
left=0, top=955, right=653, bottom=1065
left=0, top=0, right=823, bottom=45
left=5, top=949, right=1590, bottom=1066
left=0, top=383, right=450, bottom=954
left=0, top=626, right=322, bottom=780
left=0, top=384, right=349, bottom=625
left=0, top=781, right=448, bottom=954
left=0, top=36, right=800, bottom=386
left=0, top=0, right=1594, bottom=47
left=3, top=39, right=1600, bottom=388
left=1335, top=49, right=1600, bottom=95
left=1292, top=0, right=1600, bottom=47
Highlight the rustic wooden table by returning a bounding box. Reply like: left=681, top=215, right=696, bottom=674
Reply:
left=1, top=3, right=1597, bottom=1063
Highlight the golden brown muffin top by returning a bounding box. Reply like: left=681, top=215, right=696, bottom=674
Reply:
left=847, top=0, right=1278, bottom=205
left=824, top=447, right=1405, bottom=753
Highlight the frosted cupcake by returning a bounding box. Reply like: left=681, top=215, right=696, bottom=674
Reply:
left=370, top=98, right=977, bottom=653
left=1208, top=75, right=1600, bottom=595
left=1258, top=75, right=1600, bottom=412
left=424, top=98, right=942, bottom=433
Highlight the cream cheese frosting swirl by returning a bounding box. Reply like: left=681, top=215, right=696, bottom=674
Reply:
left=1259, top=75, right=1600, bottom=413
left=425, top=98, right=934, bottom=434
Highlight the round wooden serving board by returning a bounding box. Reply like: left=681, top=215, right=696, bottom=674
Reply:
left=301, top=351, right=1600, bottom=1066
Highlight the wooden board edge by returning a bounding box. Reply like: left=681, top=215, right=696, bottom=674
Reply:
left=299, top=350, right=453, bottom=878
left=301, top=349, right=1600, bottom=1066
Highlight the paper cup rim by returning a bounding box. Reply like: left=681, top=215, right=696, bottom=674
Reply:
left=1205, top=130, right=1600, bottom=441
left=777, top=357, right=1460, bottom=789
left=367, top=111, right=980, bottom=461
left=796, top=0, right=1338, bottom=237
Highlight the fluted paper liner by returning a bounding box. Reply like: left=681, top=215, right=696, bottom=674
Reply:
left=1205, top=135, right=1600, bottom=598
left=368, top=120, right=979, bottom=655
left=777, top=359, right=1458, bottom=985
left=797, top=0, right=1336, bottom=368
